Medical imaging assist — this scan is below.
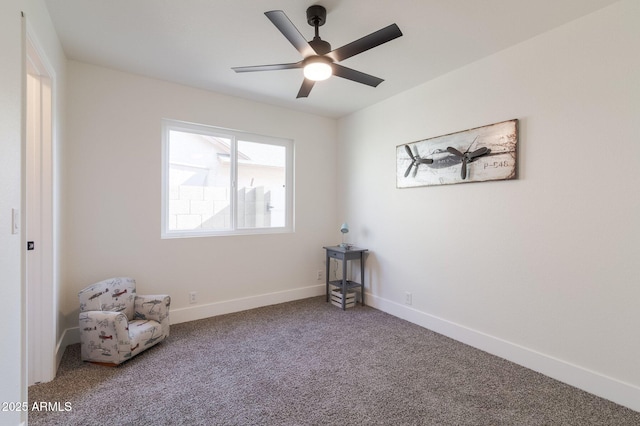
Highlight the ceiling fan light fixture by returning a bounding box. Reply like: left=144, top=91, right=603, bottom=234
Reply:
left=303, top=56, right=332, bottom=81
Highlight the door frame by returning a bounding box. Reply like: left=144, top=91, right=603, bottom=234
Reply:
left=24, top=26, right=56, bottom=385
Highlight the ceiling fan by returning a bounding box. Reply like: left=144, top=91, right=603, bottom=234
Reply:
left=232, top=5, right=403, bottom=98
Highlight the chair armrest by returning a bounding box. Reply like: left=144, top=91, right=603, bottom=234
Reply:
left=79, top=310, right=130, bottom=341
left=134, top=294, right=171, bottom=324
left=78, top=311, right=131, bottom=362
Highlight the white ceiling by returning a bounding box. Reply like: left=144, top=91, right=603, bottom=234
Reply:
left=44, top=0, right=618, bottom=118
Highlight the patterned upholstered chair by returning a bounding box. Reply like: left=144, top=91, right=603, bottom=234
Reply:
left=78, top=277, right=171, bottom=365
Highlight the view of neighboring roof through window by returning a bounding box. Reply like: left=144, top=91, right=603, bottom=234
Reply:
left=161, top=120, right=294, bottom=237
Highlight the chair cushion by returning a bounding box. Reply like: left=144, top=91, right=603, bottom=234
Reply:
left=128, top=319, right=164, bottom=357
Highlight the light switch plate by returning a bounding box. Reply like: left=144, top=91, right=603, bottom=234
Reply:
left=12, top=208, right=19, bottom=234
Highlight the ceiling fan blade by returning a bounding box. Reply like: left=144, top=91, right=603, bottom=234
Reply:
left=419, top=158, right=434, bottom=165
left=296, top=78, right=315, bottom=98
left=447, top=147, right=464, bottom=157
left=332, top=64, right=384, bottom=87
left=404, top=163, right=413, bottom=178
left=265, top=10, right=316, bottom=58
left=461, top=158, right=468, bottom=180
left=328, top=24, right=403, bottom=62
left=404, top=145, right=416, bottom=161
left=232, top=62, right=303, bottom=73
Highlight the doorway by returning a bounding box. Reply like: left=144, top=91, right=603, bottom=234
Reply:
left=25, top=34, right=55, bottom=385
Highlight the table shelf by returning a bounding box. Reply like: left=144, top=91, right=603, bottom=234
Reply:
left=328, top=280, right=362, bottom=291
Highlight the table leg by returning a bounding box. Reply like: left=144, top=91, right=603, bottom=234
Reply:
left=361, top=254, right=365, bottom=306
left=342, top=258, right=347, bottom=310
left=325, top=252, right=330, bottom=303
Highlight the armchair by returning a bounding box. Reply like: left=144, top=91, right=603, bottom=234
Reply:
left=78, top=277, right=170, bottom=365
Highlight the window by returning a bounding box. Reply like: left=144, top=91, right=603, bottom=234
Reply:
left=161, top=119, right=294, bottom=238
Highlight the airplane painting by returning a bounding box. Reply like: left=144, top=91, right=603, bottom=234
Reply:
left=396, top=119, right=518, bottom=188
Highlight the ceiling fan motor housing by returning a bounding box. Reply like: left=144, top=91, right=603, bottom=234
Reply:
left=309, top=38, right=331, bottom=55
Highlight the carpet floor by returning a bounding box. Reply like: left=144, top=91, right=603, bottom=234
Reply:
left=28, top=297, right=640, bottom=425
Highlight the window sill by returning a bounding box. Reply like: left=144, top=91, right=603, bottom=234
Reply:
left=161, top=227, right=294, bottom=239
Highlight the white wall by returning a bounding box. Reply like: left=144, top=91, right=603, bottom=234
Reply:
left=338, top=0, right=639, bottom=411
left=0, top=0, right=66, bottom=424
left=62, top=61, right=338, bottom=331
left=0, top=3, right=25, bottom=425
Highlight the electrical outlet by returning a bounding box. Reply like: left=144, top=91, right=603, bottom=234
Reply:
left=189, top=292, right=197, bottom=304
left=316, top=270, right=324, bottom=281
left=405, top=292, right=412, bottom=306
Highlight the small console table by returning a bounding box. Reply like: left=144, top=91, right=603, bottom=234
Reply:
left=323, top=245, right=368, bottom=310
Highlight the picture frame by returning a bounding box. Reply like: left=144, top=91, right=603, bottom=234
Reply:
left=396, top=119, right=518, bottom=188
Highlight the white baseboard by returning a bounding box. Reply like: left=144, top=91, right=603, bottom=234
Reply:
left=170, top=284, right=326, bottom=324
left=366, top=293, right=640, bottom=413
left=56, top=326, right=80, bottom=367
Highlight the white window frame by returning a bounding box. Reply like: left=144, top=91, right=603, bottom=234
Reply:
left=161, top=119, right=294, bottom=238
